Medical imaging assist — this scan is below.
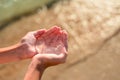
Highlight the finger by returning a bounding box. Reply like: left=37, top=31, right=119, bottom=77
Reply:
left=43, top=29, right=60, bottom=46
left=47, top=27, right=60, bottom=39
left=52, top=32, right=59, bottom=43
left=41, top=27, right=61, bottom=45
left=62, top=30, right=68, bottom=51
left=52, top=31, right=64, bottom=48
left=34, top=29, right=46, bottom=39
left=57, top=30, right=63, bottom=41
left=42, top=26, right=61, bottom=38
left=47, top=31, right=61, bottom=47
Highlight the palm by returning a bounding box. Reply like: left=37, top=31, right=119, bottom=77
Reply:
left=36, top=27, right=67, bottom=54
left=35, top=27, right=68, bottom=67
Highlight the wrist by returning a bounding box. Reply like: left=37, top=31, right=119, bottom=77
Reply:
left=15, top=42, right=28, bottom=60
left=24, top=57, right=45, bottom=80
left=19, top=42, right=37, bottom=59
left=32, top=57, right=46, bottom=72
left=0, top=42, right=29, bottom=63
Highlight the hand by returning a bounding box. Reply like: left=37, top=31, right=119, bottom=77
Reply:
left=20, top=29, right=46, bottom=59
left=24, top=26, right=68, bottom=80
left=35, top=26, right=68, bottom=67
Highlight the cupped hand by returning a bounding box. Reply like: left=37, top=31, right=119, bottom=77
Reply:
left=35, top=26, right=68, bottom=67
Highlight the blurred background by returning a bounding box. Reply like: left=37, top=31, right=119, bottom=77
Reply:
left=0, top=0, right=120, bottom=80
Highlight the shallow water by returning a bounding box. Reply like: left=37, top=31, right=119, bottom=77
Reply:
left=0, top=0, right=55, bottom=23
